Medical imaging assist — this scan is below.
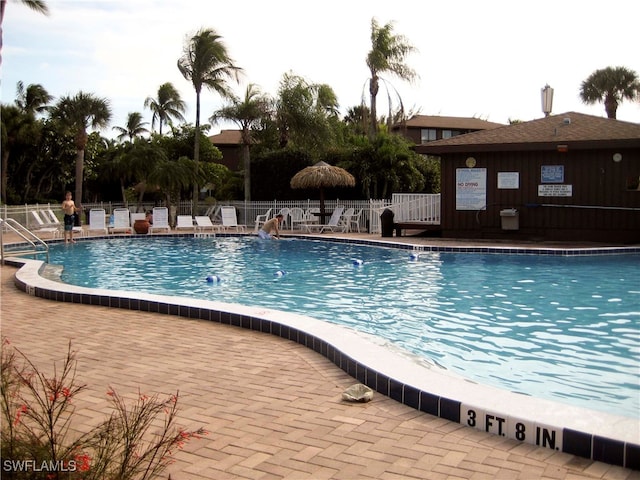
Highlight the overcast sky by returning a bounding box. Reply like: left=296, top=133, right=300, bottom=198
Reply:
left=2, top=0, right=639, bottom=139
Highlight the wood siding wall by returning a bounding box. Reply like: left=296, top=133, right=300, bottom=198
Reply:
left=440, top=148, right=640, bottom=243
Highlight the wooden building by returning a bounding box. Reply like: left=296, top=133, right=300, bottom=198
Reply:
left=208, top=130, right=242, bottom=171
left=418, top=112, right=640, bottom=244
left=392, top=115, right=504, bottom=144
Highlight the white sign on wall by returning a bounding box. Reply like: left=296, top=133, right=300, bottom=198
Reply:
left=498, top=172, right=519, bottom=189
left=538, top=184, right=572, bottom=197
left=456, top=168, right=487, bottom=210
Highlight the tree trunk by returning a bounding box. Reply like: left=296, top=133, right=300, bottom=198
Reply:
left=242, top=143, right=251, bottom=202
left=604, top=95, right=618, bottom=119
left=192, top=91, right=201, bottom=208
left=369, top=74, right=379, bottom=139
left=74, top=149, right=85, bottom=204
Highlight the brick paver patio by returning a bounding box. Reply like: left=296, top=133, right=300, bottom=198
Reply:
left=1, top=260, right=638, bottom=479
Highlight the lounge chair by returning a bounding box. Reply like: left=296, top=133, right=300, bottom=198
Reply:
left=29, top=210, right=60, bottom=238
left=176, top=215, right=196, bottom=231
left=149, top=207, right=171, bottom=234
left=110, top=208, right=133, bottom=234
left=44, top=208, right=85, bottom=237
left=87, top=209, right=108, bottom=236
left=303, top=206, right=345, bottom=233
left=220, top=206, right=246, bottom=232
left=253, top=208, right=272, bottom=232
left=194, top=216, right=219, bottom=233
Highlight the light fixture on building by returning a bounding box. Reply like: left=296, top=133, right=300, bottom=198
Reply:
left=613, top=153, right=623, bottom=162
left=541, top=84, right=554, bottom=117
left=557, top=144, right=568, bottom=153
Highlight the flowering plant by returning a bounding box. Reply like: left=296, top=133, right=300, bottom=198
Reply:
left=1, top=338, right=206, bottom=480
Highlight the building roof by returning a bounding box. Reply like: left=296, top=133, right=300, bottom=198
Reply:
left=208, top=129, right=242, bottom=145
left=418, top=112, right=640, bottom=154
left=396, top=115, right=505, bottom=130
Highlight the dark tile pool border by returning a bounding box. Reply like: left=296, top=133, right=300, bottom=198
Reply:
left=4, top=234, right=640, bottom=470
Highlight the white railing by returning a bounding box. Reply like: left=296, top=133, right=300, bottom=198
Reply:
left=368, top=194, right=441, bottom=234
left=1, top=195, right=441, bottom=235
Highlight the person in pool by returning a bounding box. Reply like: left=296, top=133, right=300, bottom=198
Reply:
left=61, top=191, right=78, bottom=243
left=258, top=214, right=283, bottom=239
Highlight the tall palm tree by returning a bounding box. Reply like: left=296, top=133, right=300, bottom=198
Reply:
left=144, top=82, right=186, bottom=135
left=0, top=0, right=48, bottom=64
left=579, top=66, right=640, bottom=119
left=177, top=27, right=241, bottom=203
left=210, top=84, right=272, bottom=201
left=49, top=91, right=111, bottom=203
left=112, top=112, right=149, bottom=142
left=366, top=18, right=417, bottom=138
left=15, top=81, right=53, bottom=115
left=1, top=104, right=41, bottom=203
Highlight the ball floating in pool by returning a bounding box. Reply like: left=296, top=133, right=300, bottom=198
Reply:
left=206, top=275, right=222, bottom=284
left=274, top=270, right=287, bottom=277
left=409, top=252, right=420, bottom=260
left=352, top=259, right=364, bottom=266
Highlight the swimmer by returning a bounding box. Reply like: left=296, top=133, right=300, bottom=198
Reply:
left=258, top=214, right=283, bottom=239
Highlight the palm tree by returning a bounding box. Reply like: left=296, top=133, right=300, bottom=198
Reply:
left=144, top=82, right=186, bottom=135
left=49, top=91, right=112, bottom=203
left=0, top=0, right=49, bottom=64
left=1, top=104, right=41, bottom=203
left=210, top=84, right=271, bottom=201
left=579, top=66, right=640, bottom=119
left=112, top=112, right=149, bottom=142
left=366, top=18, right=417, bottom=138
left=177, top=27, right=241, bottom=202
left=15, top=81, right=53, bottom=115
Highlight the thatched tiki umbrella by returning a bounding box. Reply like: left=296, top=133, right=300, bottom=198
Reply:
left=290, top=161, right=356, bottom=223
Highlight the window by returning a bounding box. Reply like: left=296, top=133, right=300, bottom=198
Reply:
left=442, top=129, right=462, bottom=139
left=421, top=128, right=436, bottom=143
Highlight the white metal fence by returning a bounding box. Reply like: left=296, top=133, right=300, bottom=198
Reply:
left=1, top=195, right=441, bottom=235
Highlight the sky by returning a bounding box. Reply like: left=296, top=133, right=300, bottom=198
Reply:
left=2, top=0, right=640, bottom=140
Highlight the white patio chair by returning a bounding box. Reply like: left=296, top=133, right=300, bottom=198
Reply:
left=275, top=208, right=291, bottom=230
left=350, top=208, right=363, bottom=233
left=110, top=208, right=133, bottom=234
left=88, top=209, right=108, bottom=236
left=253, top=208, right=272, bottom=232
left=340, top=207, right=355, bottom=232
left=45, top=208, right=86, bottom=238
left=176, top=215, right=196, bottom=231
left=221, top=206, right=247, bottom=232
left=303, top=206, right=345, bottom=233
left=288, top=207, right=305, bottom=231
left=29, top=210, right=60, bottom=238
left=149, top=207, right=171, bottom=234
left=194, top=216, right=220, bottom=233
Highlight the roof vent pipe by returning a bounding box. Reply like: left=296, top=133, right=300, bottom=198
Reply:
left=563, top=118, right=571, bottom=125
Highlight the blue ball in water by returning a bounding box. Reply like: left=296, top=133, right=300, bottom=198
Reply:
left=352, top=259, right=364, bottom=266
left=409, top=252, right=420, bottom=260
left=274, top=270, right=287, bottom=277
left=206, top=275, right=222, bottom=283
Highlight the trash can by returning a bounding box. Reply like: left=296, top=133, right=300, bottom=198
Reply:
left=380, top=208, right=395, bottom=237
left=500, top=208, right=519, bottom=230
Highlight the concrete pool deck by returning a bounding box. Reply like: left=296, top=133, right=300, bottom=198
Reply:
left=1, top=230, right=639, bottom=479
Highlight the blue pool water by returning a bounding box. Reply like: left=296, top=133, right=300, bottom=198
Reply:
left=44, top=237, right=639, bottom=418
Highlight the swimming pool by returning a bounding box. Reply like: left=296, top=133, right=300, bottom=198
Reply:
left=41, top=236, right=640, bottom=419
